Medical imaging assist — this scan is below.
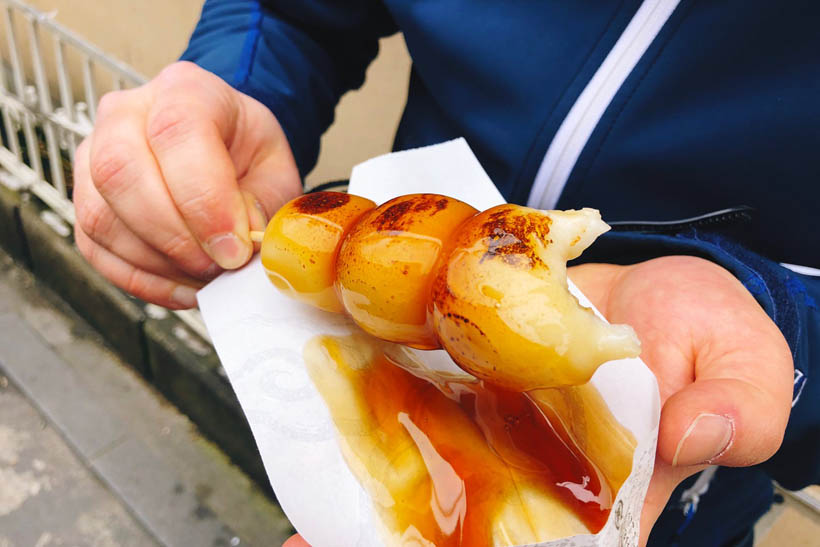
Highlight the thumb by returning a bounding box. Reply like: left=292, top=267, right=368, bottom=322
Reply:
left=654, top=258, right=794, bottom=468
left=237, top=144, right=300, bottom=239
left=660, top=376, right=791, bottom=468
left=232, top=95, right=302, bottom=247
left=239, top=154, right=300, bottom=253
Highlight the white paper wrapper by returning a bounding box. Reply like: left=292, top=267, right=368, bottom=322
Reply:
left=198, top=138, right=660, bottom=547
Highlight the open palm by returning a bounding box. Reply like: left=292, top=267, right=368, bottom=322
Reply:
left=569, top=256, right=793, bottom=545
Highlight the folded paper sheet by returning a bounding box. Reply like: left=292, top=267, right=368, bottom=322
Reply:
left=198, top=139, right=660, bottom=547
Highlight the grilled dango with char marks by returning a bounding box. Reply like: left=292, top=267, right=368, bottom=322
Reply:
left=259, top=191, right=640, bottom=390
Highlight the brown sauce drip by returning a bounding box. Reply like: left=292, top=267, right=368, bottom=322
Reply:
left=305, top=334, right=635, bottom=546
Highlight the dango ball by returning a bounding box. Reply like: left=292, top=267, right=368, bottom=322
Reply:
left=260, top=192, right=375, bottom=312
left=335, top=194, right=477, bottom=348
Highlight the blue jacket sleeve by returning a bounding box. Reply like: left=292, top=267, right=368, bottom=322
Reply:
left=180, top=0, right=398, bottom=177
left=577, top=228, right=819, bottom=490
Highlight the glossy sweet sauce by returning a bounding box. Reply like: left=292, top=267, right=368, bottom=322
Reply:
left=305, top=334, right=636, bottom=546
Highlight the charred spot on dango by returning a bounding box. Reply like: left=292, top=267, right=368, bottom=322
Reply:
left=478, top=205, right=552, bottom=268
left=372, top=199, right=413, bottom=231
left=335, top=194, right=477, bottom=348
left=369, top=193, right=454, bottom=232
left=292, top=191, right=351, bottom=214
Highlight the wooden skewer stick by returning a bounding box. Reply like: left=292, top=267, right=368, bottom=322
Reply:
left=249, top=231, right=265, bottom=243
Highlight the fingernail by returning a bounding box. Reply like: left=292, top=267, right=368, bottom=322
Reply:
left=672, top=413, right=734, bottom=466
left=171, top=285, right=198, bottom=309
left=252, top=199, right=269, bottom=229
left=253, top=200, right=270, bottom=227
left=205, top=233, right=251, bottom=269
left=241, top=191, right=268, bottom=231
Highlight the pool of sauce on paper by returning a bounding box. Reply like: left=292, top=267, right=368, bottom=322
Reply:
left=304, top=334, right=635, bottom=546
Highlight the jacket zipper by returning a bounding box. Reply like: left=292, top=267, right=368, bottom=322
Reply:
left=607, top=206, right=755, bottom=233
left=527, top=0, right=681, bottom=210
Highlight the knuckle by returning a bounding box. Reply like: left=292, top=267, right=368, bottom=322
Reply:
left=155, top=62, right=227, bottom=101
left=156, top=61, right=201, bottom=86
left=157, top=232, right=213, bottom=277
left=149, top=65, right=235, bottom=142
left=159, top=231, right=197, bottom=265
left=146, top=102, right=198, bottom=149
left=96, top=90, right=126, bottom=118
left=76, top=198, right=114, bottom=243
left=122, top=267, right=147, bottom=300
left=173, top=186, right=230, bottom=234
left=175, top=185, right=217, bottom=217
left=89, top=141, right=136, bottom=197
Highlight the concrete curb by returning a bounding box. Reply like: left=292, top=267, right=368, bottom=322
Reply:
left=0, top=183, right=29, bottom=265
left=145, top=316, right=270, bottom=491
left=19, top=198, right=149, bottom=374
left=0, top=184, right=270, bottom=497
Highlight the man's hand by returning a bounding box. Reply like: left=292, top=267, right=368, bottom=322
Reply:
left=73, top=61, right=302, bottom=309
left=569, top=256, right=793, bottom=545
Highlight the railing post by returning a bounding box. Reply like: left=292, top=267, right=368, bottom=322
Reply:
left=53, top=36, right=78, bottom=162
left=3, top=4, right=44, bottom=184
left=26, top=12, right=67, bottom=196
left=0, top=54, right=23, bottom=161
left=81, top=55, right=97, bottom=122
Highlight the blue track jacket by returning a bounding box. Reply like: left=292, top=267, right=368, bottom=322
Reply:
left=181, top=1, right=819, bottom=544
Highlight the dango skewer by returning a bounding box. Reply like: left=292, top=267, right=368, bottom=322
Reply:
left=254, top=191, right=640, bottom=390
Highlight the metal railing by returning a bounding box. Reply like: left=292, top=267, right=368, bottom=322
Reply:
left=0, top=0, right=210, bottom=341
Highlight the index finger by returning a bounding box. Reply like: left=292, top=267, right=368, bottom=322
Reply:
left=145, top=67, right=252, bottom=269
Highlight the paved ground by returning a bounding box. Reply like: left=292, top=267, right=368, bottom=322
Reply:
left=0, top=250, right=292, bottom=547
left=0, top=247, right=817, bottom=546
left=1, top=380, right=160, bottom=546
